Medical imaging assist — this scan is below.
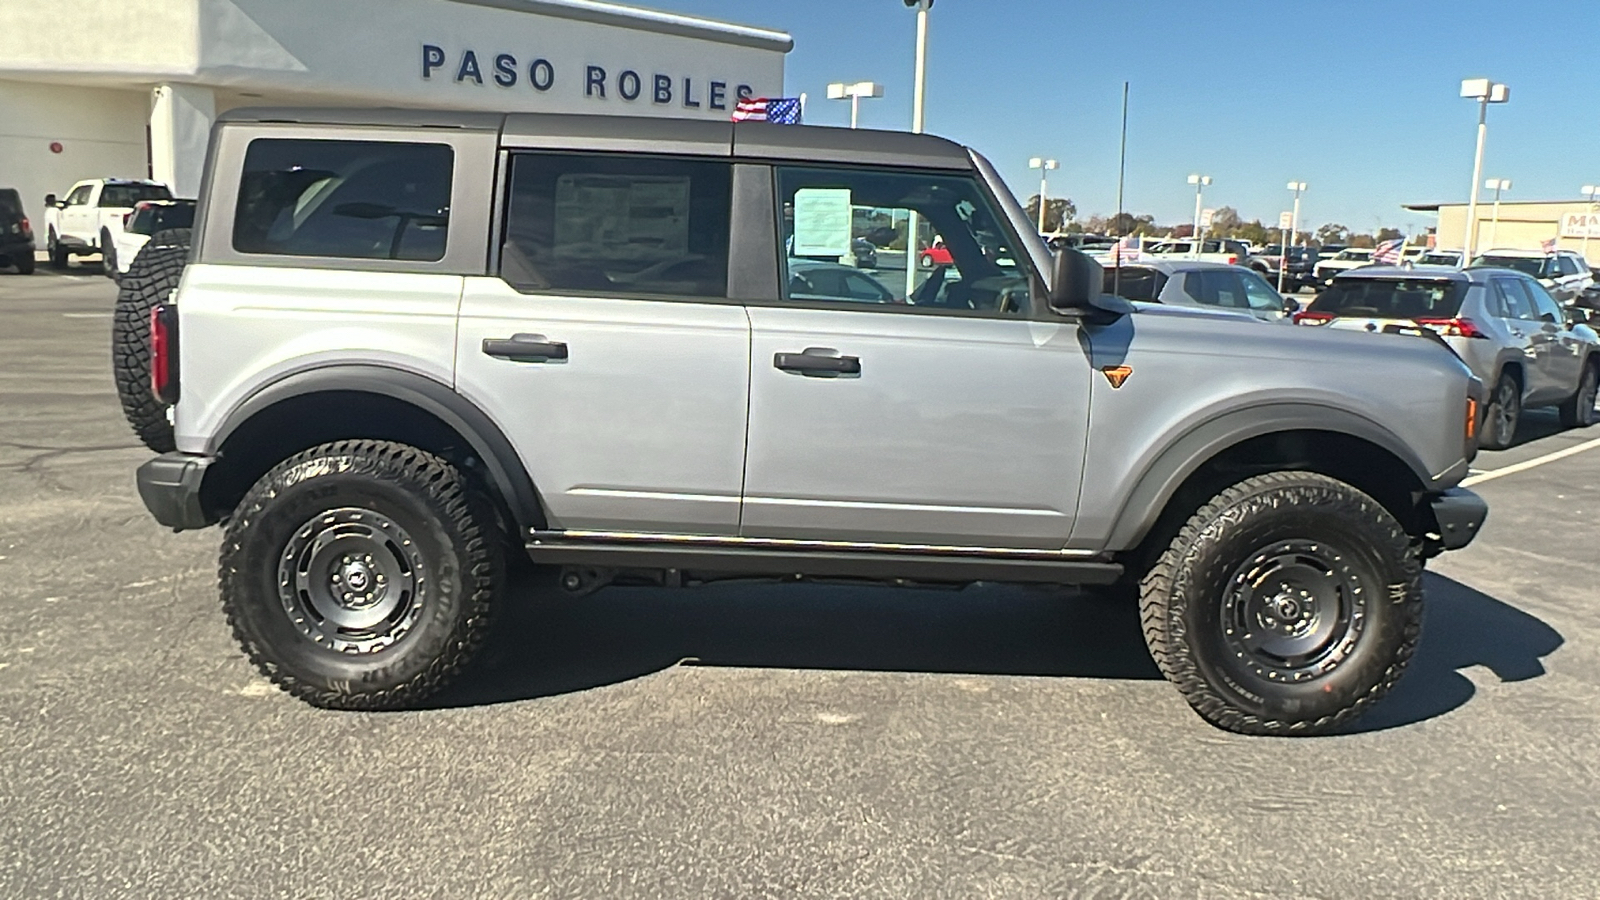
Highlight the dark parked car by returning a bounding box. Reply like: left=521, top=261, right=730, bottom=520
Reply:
left=0, top=188, right=36, bottom=274
left=1250, top=245, right=1318, bottom=293
left=1102, top=260, right=1298, bottom=322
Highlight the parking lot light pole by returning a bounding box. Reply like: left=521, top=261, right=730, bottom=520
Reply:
left=1282, top=181, right=1306, bottom=292
left=1187, top=174, right=1211, bottom=249
left=1485, top=178, right=1511, bottom=249
left=1029, top=157, right=1059, bottom=233
left=903, top=0, right=932, bottom=303
left=1460, top=78, right=1510, bottom=260
left=1581, top=184, right=1599, bottom=265
left=826, top=81, right=884, bottom=129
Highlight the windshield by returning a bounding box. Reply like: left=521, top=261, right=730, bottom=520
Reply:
left=1308, top=278, right=1466, bottom=319
left=99, top=184, right=172, bottom=208
left=1417, top=252, right=1461, bottom=266
left=1471, top=255, right=1545, bottom=277
left=1335, top=250, right=1371, bottom=261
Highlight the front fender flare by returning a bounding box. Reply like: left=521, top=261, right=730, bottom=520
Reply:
left=1097, top=402, right=1440, bottom=552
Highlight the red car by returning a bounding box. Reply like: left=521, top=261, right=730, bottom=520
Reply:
left=918, top=239, right=952, bottom=268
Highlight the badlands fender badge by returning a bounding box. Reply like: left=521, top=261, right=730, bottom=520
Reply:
left=1101, top=365, right=1133, bottom=389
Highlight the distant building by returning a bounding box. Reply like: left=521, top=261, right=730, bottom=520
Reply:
left=0, top=0, right=789, bottom=230
left=1405, top=199, right=1600, bottom=264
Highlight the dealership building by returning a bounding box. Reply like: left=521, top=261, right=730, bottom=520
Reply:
left=0, top=0, right=790, bottom=228
left=1405, top=199, right=1600, bottom=265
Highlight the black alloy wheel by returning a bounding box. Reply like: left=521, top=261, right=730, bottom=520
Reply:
left=1482, top=373, right=1521, bottom=451
left=1139, top=471, right=1422, bottom=735
left=220, top=440, right=503, bottom=710
left=1558, top=363, right=1598, bottom=429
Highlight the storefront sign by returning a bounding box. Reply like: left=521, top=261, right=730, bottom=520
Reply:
left=422, top=44, right=755, bottom=112
left=1560, top=212, right=1600, bottom=239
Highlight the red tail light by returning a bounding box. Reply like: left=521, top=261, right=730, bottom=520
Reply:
left=18, top=216, right=29, bottom=236
left=150, top=304, right=179, bottom=403
left=1226, top=256, right=1238, bottom=265
left=1414, top=317, right=1487, bottom=338
left=1293, top=310, right=1335, bottom=325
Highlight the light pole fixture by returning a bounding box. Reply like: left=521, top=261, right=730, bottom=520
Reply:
left=1484, top=178, right=1511, bottom=249
left=1188, top=174, right=1212, bottom=246
left=1029, top=157, right=1059, bottom=233
left=1280, top=181, right=1307, bottom=292
left=1581, top=184, right=1599, bottom=264
left=903, top=0, right=933, bottom=303
left=1460, top=78, right=1510, bottom=260
left=826, top=81, right=884, bottom=129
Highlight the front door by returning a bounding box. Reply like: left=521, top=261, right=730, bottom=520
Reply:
left=740, top=164, right=1091, bottom=550
left=1524, top=277, right=1584, bottom=398
left=456, top=150, right=750, bottom=536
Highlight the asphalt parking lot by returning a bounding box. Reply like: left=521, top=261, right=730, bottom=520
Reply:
left=2, top=268, right=1598, bottom=898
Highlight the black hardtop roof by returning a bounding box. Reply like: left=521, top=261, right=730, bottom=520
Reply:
left=216, top=107, right=974, bottom=170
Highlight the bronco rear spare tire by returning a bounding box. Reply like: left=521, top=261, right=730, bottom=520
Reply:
left=1139, top=471, right=1423, bottom=735
left=112, top=227, right=190, bottom=453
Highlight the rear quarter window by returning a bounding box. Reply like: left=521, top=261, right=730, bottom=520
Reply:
left=1308, top=279, right=1465, bottom=319
left=232, top=139, right=454, bottom=262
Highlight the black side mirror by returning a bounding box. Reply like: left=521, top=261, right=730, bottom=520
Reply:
left=43, top=194, right=56, bottom=208
left=1283, top=297, right=1302, bottom=314
left=1566, top=307, right=1593, bottom=327
left=1048, top=248, right=1102, bottom=311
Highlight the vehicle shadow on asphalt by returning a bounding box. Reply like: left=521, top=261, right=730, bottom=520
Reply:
left=1344, top=572, right=1564, bottom=733
left=435, top=573, right=1162, bottom=709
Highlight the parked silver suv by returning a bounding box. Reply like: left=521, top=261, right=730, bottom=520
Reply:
left=121, top=108, right=1488, bottom=736
left=1298, top=266, right=1599, bottom=448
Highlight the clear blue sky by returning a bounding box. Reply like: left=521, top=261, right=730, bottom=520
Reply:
left=651, top=0, right=1600, bottom=236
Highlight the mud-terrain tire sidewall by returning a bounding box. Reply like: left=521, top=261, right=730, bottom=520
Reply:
left=14, top=254, right=33, bottom=275
left=1140, top=472, right=1422, bottom=735
left=111, top=228, right=190, bottom=453
left=220, top=441, right=502, bottom=709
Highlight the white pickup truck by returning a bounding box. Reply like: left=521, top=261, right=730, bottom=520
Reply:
left=1143, top=237, right=1252, bottom=266
left=44, top=178, right=172, bottom=271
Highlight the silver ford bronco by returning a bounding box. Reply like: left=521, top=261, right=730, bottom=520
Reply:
left=121, top=108, right=1487, bottom=734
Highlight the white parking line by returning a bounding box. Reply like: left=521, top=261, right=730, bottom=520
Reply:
left=61, top=312, right=112, bottom=319
left=1462, top=435, right=1600, bottom=487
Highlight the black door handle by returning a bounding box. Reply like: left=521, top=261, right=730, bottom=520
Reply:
left=483, top=334, right=567, bottom=363
left=774, top=349, right=860, bottom=376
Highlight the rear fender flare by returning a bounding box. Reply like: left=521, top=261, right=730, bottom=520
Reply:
left=208, top=364, right=544, bottom=531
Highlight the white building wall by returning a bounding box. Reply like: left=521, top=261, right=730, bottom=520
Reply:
left=0, top=80, right=150, bottom=231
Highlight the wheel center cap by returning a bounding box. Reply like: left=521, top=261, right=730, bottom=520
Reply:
left=1274, top=596, right=1302, bottom=620
left=343, top=563, right=370, bottom=592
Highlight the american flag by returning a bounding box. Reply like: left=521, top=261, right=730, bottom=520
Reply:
left=1109, top=234, right=1142, bottom=263
left=1373, top=238, right=1405, bottom=264
left=732, top=97, right=803, bottom=124
left=1542, top=237, right=1558, bottom=253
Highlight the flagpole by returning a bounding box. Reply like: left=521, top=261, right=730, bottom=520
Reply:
left=1113, top=81, right=1128, bottom=298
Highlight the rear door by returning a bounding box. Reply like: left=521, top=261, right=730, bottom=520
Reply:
left=1524, top=277, right=1584, bottom=396
left=455, top=150, right=751, bottom=536
left=1493, top=277, right=1551, bottom=401
left=739, top=162, right=1091, bottom=549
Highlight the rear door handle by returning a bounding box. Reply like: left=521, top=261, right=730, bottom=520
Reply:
left=774, top=348, right=860, bottom=376
left=483, top=333, right=567, bottom=363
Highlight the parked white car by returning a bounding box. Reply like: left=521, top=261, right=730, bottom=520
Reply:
left=109, top=199, right=195, bottom=279
left=1415, top=249, right=1465, bottom=267
left=43, top=178, right=171, bottom=272
left=1313, top=248, right=1374, bottom=286
left=1469, top=248, right=1595, bottom=305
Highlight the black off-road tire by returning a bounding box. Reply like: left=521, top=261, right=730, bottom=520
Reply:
left=14, top=255, right=33, bottom=275
left=100, top=229, right=116, bottom=277
left=111, top=228, right=190, bottom=453
left=48, top=230, right=68, bottom=269
left=1481, top=371, right=1521, bottom=451
left=1557, top=361, right=1598, bottom=429
left=219, top=441, right=504, bottom=710
left=1139, top=471, right=1423, bottom=736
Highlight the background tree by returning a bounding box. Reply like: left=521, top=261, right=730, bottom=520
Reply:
left=1170, top=223, right=1195, bottom=239
left=1024, top=195, right=1077, bottom=233
left=1316, top=223, right=1350, bottom=246
left=1348, top=233, right=1376, bottom=249
left=1108, top=212, right=1157, bottom=235
left=1081, top=214, right=1109, bottom=235
left=1234, top=219, right=1274, bottom=247
left=1206, top=206, right=1242, bottom=237
left=1375, top=227, right=1403, bottom=243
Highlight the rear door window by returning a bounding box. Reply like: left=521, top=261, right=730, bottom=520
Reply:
left=1493, top=278, right=1538, bottom=320
left=233, top=139, right=454, bottom=261
left=499, top=152, right=731, bottom=298
left=1308, top=279, right=1466, bottom=319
